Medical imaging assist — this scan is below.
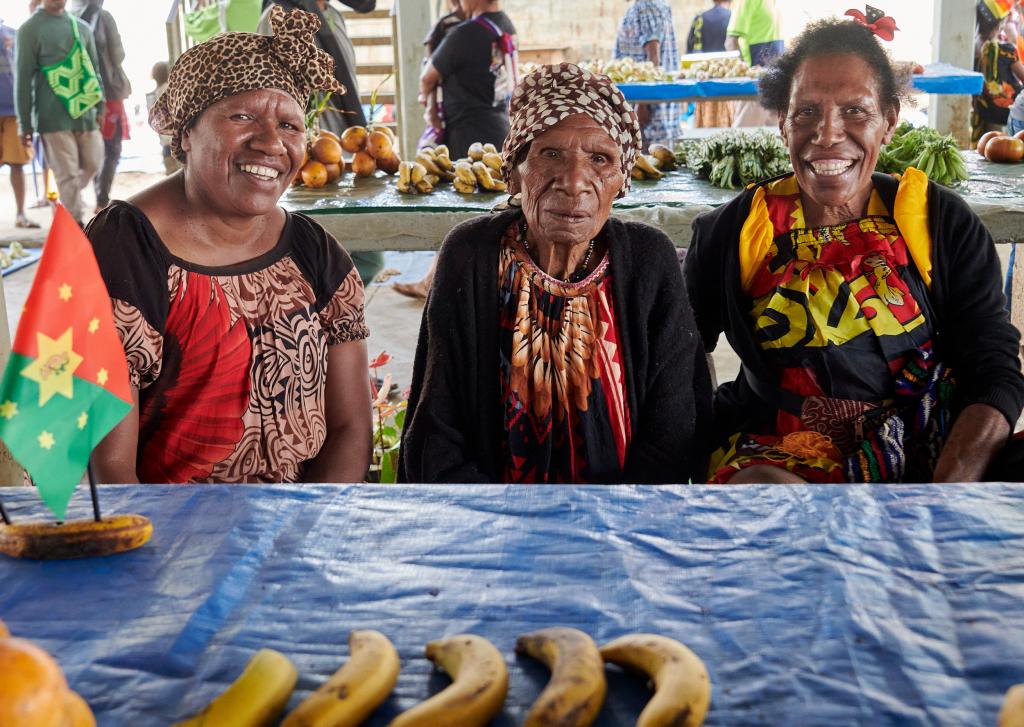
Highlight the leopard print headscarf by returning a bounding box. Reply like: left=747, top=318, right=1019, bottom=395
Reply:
left=501, top=63, right=642, bottom=198
left=151, top=5, right=345, bottom=163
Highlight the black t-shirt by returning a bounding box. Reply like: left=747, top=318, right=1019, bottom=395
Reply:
left=431, top=11, right=517, bottom=141
left=425, top=10, right=463, bottom=53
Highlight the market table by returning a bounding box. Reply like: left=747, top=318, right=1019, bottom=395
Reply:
left=1, top=483, right=1023, bottom=726
left=616, top=63, right=983, bottom=103
left=281, top=152, right=1024, bottom=251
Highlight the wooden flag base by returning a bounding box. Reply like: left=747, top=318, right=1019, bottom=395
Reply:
left=0, top=513, right=152, bottom=560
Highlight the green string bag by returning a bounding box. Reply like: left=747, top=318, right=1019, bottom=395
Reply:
left=40, top=17, right=102, bottom=120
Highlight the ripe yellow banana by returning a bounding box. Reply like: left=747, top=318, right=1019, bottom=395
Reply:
left=173, top=649, right=297, bottom=727
left=599, top=634, right=710, bottom=727
left=387, top=634, right=508, bottom=727
left=433, top=144, right=450, bottom=157
left=516, top=627, right=606, bottom=727
left=482, top=143, right=498, bottom=155
left=468, top=142, right=486, bottom=161
left=481, top=152, right=503, bottom=173
left=453, top=178, right=477, bottom=194
left=0, top=513, right=152, bottom=560
left=281, top=630, right=399, bottom=727
left=631, top=166, right=646, bottom=181
left=416, top=152, right=444, bottom=178
left=414, top=179, right=434, bottom=194
left=648, top=144, right=677, bottom=170
left=409, top=162, right=428, bottom=185
left=454, top=162, right=477, bottom=186
left=472, top=162, right=497, bottom=191
left=999, top=684, right=1024, bottom=727
left=634, top=155, right=664, bottom=180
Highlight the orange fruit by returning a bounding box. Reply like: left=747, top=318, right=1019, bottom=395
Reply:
left=365, top=131, right=394, bottom=160
left=340, top=125, right=369, bottom=153
left=375, top=152, right=400, bottom=175
left=311, top=136, right=343, bottom=164
left=317, top=129, right=340, bottom=142
left=324, top=161, right=343, bottom=183
left=0, top=618, right=9, bottom=638
left=0, top=638, right=69, bottom=727
left=62, top=691, right=95, bottom=727
left=300, top=160, right=329, bottom=188
left=351, top=151, right=377, bottom=177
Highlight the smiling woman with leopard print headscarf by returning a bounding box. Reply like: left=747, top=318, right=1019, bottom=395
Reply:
left=85, top=5, right=373, bottom=485
left=398, top=63, right=713, bottom=485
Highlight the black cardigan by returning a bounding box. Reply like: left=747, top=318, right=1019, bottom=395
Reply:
left=398, top=209, right=714, bottom=484
left=684, top=172, right=1024, bottom=437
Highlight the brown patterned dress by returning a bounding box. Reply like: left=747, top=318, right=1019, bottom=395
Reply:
left=87, top=202, right=369, bottom=483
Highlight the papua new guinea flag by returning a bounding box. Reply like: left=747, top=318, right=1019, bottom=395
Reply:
left=0, top=204, right=131, bottom=519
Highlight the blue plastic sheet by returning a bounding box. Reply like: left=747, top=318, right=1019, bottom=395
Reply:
left=618, top=63, right=983, bottom=102
left=1, top=483, right=1023, bottom=726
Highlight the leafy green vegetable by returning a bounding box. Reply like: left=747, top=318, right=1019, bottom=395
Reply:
left=875, top=121, right=969, bottom=187
left=675, top=130, right=792, bottom=189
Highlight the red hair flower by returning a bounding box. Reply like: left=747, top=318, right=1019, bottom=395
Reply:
left=845, top=5, right=899, bottom=41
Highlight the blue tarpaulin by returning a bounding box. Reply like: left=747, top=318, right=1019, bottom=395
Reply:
left=1, top=483, right=1022, bottom=725
left=618, top=63, right=983, bottom=102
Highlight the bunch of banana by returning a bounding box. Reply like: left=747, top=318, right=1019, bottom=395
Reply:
left=416, top=145, right=457, bottom=183
left=515, top=627, right=606, bottom=727
left=648, top=144, right=677, bottom=171
left=599, top=634, right=711, bottom=727
left=281, top=630, right=399, bottom=727
left=0, top=513, right=152, bottom=560
left=388, top=634, right=508, bottom=727
left=999, top=683, right=1024, bottom=727
left=9, top=241, right=30, bottom=259
left=173, top=649, right=298, bottom=727
left=396, top=161, right=436, bottom=194
left=451, top=145, right=507, bottom=194
left=630, top=154, right=665, bottom=181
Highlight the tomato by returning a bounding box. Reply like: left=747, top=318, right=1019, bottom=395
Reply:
left=984, top=136, right=1024, bottom=163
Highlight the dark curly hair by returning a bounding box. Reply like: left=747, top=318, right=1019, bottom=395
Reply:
left=759, top=18, right=909, bottom=114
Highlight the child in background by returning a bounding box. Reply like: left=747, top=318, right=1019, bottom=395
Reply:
left=973, top=0, right=1024, bottom=141
left=146, top=61, right=180, bottom=175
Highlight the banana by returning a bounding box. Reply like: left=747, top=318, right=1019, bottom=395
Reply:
left=433, top=144, right=450, bottom=157
left=0, top=513, right=152, bottom=560
left=410, top=162, right=428, bottom=185
left=631, top=166, right=646, bottom=181
left=489, top=179, right=508, bottom=192
left=634, top=155, right=665, bottom=180
left=424, top=174, right=440, bottom=187
left=999, top=684, right=1024, bottom=727
left=453, top=178, right=477, bottom=194
left=468, top=142, right=485, bottom=161
left=397, top=161, right=413, bottom=191
left=454, top=161, right=477, bottom=186
left=648, top=144, right=677, bottom=170
left=481, top=152, right=503, bottom=173
left=516, top=627, right=606, bottom=727
left=599, top=634, right=710, bottom=727
left=281, top=630, right=399, bottom=727
left=415, top=153, right=444, bottom=178
left=472, top=161, right=497, bottom=190
left=173, top=649, right=298, bottom=727
left=414, top=179, right=434, bottom=194
left=387, top=634, right=508, bottom=727
left=482, top=142, right=498, bottom=155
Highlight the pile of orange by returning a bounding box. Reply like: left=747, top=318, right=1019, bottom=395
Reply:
left=296, top=125, right=402, bottom=188
left=0, top=619, right=95, bottom=727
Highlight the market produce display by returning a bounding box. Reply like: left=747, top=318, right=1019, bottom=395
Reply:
left=875, top=122, right=969, bottom=185
left=296, top=125, right=400, bottom=188
left=977, top=130, right=1024, bottom=164
left=0, top=619, right=96, bottom=727
left=678, top=56, right=763, bottom=80
left=0, top=512, right=152, bottom=560
left=522, top=58, right=669, bottom=83
left=396, top=142, right=507, bottom=195
left=0, top=241, right=31, bottom=270
left=516, top=627, right=607, bottom=727
left=676, top=130, right=792, bottom=189
left=173, top=648, right=298, bottom=727
left=389, top=634, right=509, bottom=727
left=600, top=634, right=711, bottom=727
left=280, top=630, right=399, bottom=727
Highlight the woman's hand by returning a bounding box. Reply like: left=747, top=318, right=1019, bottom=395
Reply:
left=932, top=403, right=1010, bottom=482
left=303, top=340, right=373, bottom=483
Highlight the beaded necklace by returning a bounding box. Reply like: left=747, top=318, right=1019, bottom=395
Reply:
left=517, top=222, right=596, bottom=284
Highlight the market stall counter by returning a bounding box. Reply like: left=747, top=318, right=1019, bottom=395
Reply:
left=281, top=153, right=1024, bottom=251
left=2, top=483, right=1023, bottom=725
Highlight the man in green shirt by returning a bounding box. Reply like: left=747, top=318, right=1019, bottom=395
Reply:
left=15, top=0, right=103, bottom=225
left=725, top=0, right=783, bottom=127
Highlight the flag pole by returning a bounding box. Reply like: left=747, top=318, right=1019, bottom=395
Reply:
left=86, top=463, right=101, bottom=522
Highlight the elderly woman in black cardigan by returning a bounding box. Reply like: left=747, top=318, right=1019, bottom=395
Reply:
left=398, top=63, right=712, bottom=484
